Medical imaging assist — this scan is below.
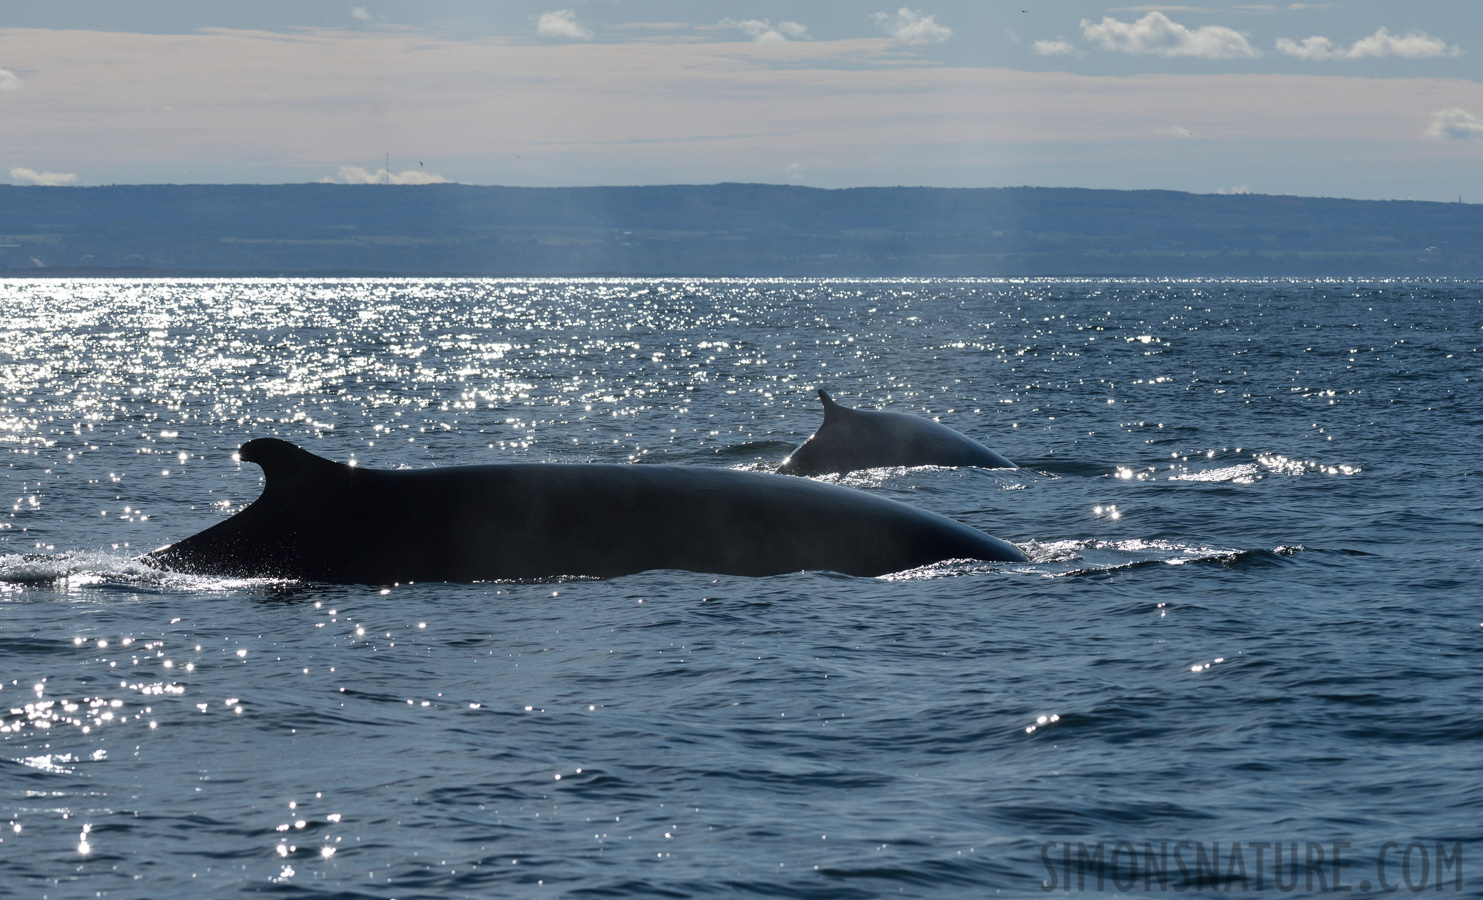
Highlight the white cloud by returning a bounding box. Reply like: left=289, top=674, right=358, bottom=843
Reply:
left=1033, top=39, right=1077, bottom=56
left=720, top=19, right=809, bottom=43
left=1274, top=36, right=1335, bottom=59
left=1346, top=28, right=1460, bottom=59
left=351, top=6, right=370, bottom=22
left=1160, top=124, right=1196, bottom=138
left=537, top=10, right=592, bottom=42
left=873, top=8, right=952, bottom=45
left=1081, top=11, right=1257, bottom=59
left=334, top=166, right=450, bottom=184
left=1425, top=108, right=1483, bottom=141
left=0, top=67, right=20, bottom=90
left=11, top=167, right=78, bottom=186
left=1215, top=185, right=1252, bottom=194
left=1277, top=28, right=1461, bottom=61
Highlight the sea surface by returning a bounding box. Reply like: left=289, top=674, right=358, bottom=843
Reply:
left=1, top=278, right=1479, bottom=898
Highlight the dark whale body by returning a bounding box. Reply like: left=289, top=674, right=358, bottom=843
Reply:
left=777, top=390, right=1016, bottom=477
left=144, top=438, right=1025, bottom=583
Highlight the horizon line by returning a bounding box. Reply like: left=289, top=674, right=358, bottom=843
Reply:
left=0, top=182, right=1473, bottom=205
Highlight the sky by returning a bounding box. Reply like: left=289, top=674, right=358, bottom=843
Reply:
left=2, top=1, right=1482, bottom=200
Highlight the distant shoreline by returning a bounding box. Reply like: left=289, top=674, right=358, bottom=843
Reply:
left=4, top=271, right=1474, bottom=281
left=5, top=183, right=1480, bottom=277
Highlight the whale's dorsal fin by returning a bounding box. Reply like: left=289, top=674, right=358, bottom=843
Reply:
left=237, top=438, right=350, bottom=495
left=818, top=389, right=850, bottom=422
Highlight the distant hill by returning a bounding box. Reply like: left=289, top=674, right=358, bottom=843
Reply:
left=3, top=183, right=1480, bottom=276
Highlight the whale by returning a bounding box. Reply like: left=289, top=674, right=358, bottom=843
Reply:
left=776, top=390, right=1016, bottom=477
left=143, top=438, right=1026, bottom=583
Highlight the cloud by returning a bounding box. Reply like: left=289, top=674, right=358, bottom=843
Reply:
left=1081, top=11, right=1257, bottom=59
left=351, top=6, right=370, bottom=22
left=537, top=10, right=593, bottom=42
left=873, top=8, right=952, bottom=44
left=1276, top=28, right=1462, bottom=61
left=1033, top=39, right=1077, bottom=56
left=11, top=167, right=78, bottom=186
left=334, top=166, right=450, bottom=184
left=1159, top=124, right=1196, bottom=138
left=719, top=19, right=809, bottom=43
left=1352, top=29, right=1461, bottom=58
left=1425, top=108, right=1483, bottom=141
left=1273, top=36, right=1335, bottom=59
left=1215, top=185, right=1252, bottom=194
left=0, top=67, right=19, bottom=90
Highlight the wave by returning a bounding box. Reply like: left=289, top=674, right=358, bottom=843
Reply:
left=0, top=550, right=285, bottom=595
left=1017, top=539, right=1303, bottom=578
left=3, top=540, right=1304, bottom=592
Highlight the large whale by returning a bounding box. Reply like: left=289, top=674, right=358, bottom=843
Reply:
left=144, top=438, right=1026, bottom=583
left=777, top=390, right=1016, bottom=477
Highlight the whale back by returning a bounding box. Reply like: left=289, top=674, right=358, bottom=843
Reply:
left=146, top=439, right=1025, bottom=582
left=777, top=390, right=1015, bottom=477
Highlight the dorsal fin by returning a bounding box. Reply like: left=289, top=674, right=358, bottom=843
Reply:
left=237, top=438, right=349, bottom=494
left=817, top=389, right=845, bottom=421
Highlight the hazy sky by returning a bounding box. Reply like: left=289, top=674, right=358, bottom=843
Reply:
left=3, top=1, right=1481, bottom=200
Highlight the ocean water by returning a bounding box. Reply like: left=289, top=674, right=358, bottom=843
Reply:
left=1, top=277, right=1480, bottom=898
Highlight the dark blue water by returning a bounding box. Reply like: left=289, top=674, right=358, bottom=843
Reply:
left=2, top=278, right=1479, bottom=897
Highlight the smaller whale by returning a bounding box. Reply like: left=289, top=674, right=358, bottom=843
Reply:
left=777, top=390, right=1015, bottom=477
left=144, top=438, right=1025, bottom=584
